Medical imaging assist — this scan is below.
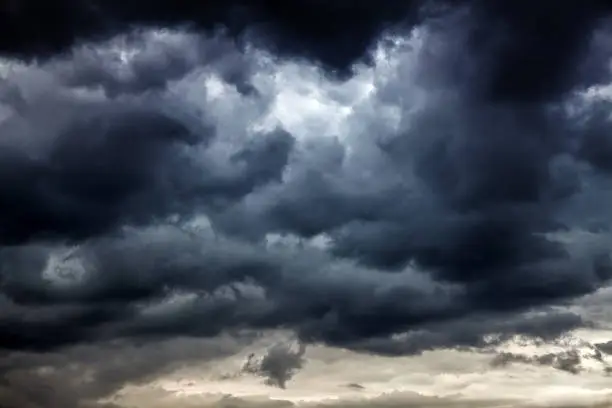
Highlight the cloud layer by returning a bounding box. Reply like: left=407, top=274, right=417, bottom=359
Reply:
left=3, top=0, right=612, bottom=406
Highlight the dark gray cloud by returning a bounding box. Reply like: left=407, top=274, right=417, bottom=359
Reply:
left=0, top=0, right=611, bottom=353
left=242, top=341, right=306, bottom=388
left=1, top=0, right=612, bottom=98
left=0, top=0, right=425, bottom=75
left=596, top=340, right=612, bottom=355
left=2, top=1, right=612, bottom=406
left=0, top=66, right=293, bottom=244
left=0, top=222, right=603, bottom=358
left=491, top=349, right=585, bottom=375
left=0, top=334, right=254, bottom=408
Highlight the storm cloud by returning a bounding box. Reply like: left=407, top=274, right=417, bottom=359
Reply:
left=3, top=0, right=612, bottom=406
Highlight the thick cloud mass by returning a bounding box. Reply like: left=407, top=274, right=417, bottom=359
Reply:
left=3, top=0, right=612, bottom=406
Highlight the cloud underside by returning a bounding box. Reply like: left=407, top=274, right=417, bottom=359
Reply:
left=3, top=0, right=612, bottom=406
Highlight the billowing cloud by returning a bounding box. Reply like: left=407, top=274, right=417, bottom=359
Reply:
left=3, top=1, right=612, bottom=406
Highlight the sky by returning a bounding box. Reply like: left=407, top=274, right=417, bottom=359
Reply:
left=2, top=1, right=612, bottom=407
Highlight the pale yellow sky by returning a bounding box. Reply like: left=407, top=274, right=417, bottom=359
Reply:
left=107, top=326, right=612, bottom=408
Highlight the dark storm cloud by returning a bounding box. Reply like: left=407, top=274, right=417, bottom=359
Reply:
left=332, top=312, right=590, bottom=356
left=0, top=224, right=602, bottom=354
left=0, top=70, right=293, bottom=244
left=1, top=0, right=611, bottom=92
left=0, top=0, right=424, bottom=75
left=463, top=1, right=612, bottom=102
left=0, top=0, right=611, bottom=350
left=2, top=0, right=612, bottom=406
left=0, top=0, right=611, bottom=348
left=0, top=335, right=253, bottom=408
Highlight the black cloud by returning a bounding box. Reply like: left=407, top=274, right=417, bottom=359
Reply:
left=1, top=0, right=611, bottom=93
